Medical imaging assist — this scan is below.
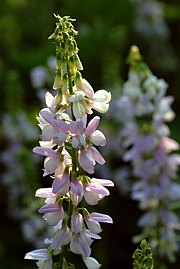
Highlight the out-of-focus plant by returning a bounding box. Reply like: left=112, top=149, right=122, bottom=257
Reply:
left=115, top=45, right=180, bottom=268
left=133, top=239, right=153, bottom=269
left=0, top=110, right=51, bottom=247
left=130, top=0, right=177, bottom=73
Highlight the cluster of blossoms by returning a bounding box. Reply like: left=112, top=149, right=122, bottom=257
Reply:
left=116, top=46, right=180, bottom=263
left=25, top=15, right=113, bottom=269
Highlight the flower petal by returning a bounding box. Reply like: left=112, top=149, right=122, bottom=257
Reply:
left=83, top=257, right=101, bottom=269
left=24, top=249, right=49, bottom=260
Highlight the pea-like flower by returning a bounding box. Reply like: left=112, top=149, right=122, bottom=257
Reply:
left=69, top=79, right=111, bottom=119
left=24, top=249, right=52, bottom=269
left=83, top=178, right=114, bottom=205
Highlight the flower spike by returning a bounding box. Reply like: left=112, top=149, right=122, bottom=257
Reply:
left=25, top=14, right=113, bottom=269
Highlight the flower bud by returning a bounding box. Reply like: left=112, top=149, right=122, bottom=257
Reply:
left=56, top=51, right=62, bottom=69
left=74, top=54, right=83, bottom=70
left=75, top=71, right=83, bottom=90
left=61, top=55, right=67, bottom=76
left=62, top=75, right=68, bottom=94
left=69, top=55, right=76, bottom=73
left=65, top=39, right=73, bottom=54
left=53, top=69, right=62, bottom=89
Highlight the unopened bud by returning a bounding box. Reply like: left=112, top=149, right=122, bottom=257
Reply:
left=65, top=39, right=74, bottom=55
left=61, top=55, right=67, bottom=76
left=56, top=51, right=62, bottom=69
left=75, top=71, right=83, bottom=90
left=69, top=55, right=76, bottom=73
left=146, top=257, right=153, bottom=269
left=62, top=75, right=68, bottom=94
left=53, top=68, right=62, bottom=89
left=74, top=54, right=83, bottom=70
left=73, top=40, right=78, bottom=53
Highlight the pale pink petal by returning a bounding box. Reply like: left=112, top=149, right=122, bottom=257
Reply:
left=35, top=188, right=55, bottom=198
left=70, top=233, right=91, bottom=257
left=82, top=79, right=94, bottom=98
left=90, top=212, right=113, bottom=223
left=71, top=211, right=83, bottom=234
left=33, top=147, right=58, bottom=158
left=161, top=136, right=179, bottom=152
left=89, top=146, right=105, bottom=165
left=83, top=189, right=101, bottom=205
left=90, top=130, right=106, bottom=146
left=43, top=211, right=64, bottom=226
left=52, top=174, right=70, bottom=194
left=85, top=116, right=100, bottom=137
left=91, top=178, right=114, bottom=187
left=43, top=157, right=59, bottom=176
left=85, top=183, right=109, bottom=196
left=52, top=226, right=71, bottom=250
left=41, top=124, right=56, bottom=141
left=79, top=150, right=95, bottom=174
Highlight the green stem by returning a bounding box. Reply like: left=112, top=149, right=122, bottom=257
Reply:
left=66, top=56, right=78, bottom=172
left=66, top=56, right=76, bottom=122
left=57, top=55, right=78, bottom=269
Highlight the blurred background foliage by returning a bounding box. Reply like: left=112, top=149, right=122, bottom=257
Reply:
left=0, top=0, right=180, bottom=268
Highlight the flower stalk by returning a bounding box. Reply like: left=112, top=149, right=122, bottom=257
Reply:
left=25, top=14, right=113, bottom=269
left=117, top=45, right=180, bottom=266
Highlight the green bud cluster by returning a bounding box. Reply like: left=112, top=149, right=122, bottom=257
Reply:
left=49, top=14, right=83, bottom=98
left=133, top=240, right=154, bottom=269
left=127, top=45, right=152, bottom=80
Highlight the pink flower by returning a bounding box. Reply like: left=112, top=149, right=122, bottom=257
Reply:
left=69, top=117, right=86, bottom=148
left=33, top=146, right=60, bottom=176
left=40, top=111, right=69, bottom=142
left=35, top=187, right=56, bottom=200
left=35, top=187, right=64, bottom=226
left=70, top=179, right=83, bottom=204
left=85, top=116, right=106, bottom=146
left=71, top=211, right=83, bottom=234
left=39, top=203, right=64, bottom=226
left=83, top=178, right=114, bottom=205
left=52, top=173, right=70, bottom=194
left=52, top=224, right=71, bottom=251
left=79, top=146, right=105, bottom=174
left=33, top=146, right=71, bottom=177
left=70, top=229, right=101, bottom=257
left=85, top=212, right=113, bottom=233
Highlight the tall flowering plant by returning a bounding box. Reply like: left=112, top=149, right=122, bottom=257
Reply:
left=116, top=46, right=180, bottom=265
left=25, top=15, right=113, bottom=269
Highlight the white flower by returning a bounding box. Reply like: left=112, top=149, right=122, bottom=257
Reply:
left=82, top=257, right=101, bottom=269
left=24, top=249, right=52, bottom=269
left=69, top=82, right=111, bottom=119
left=91, top=90, right=111, bottom=113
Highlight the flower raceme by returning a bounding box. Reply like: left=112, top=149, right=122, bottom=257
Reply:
left=25, top=15, right=113, bottom=269
left=116, top=46, right=180, bottom=263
